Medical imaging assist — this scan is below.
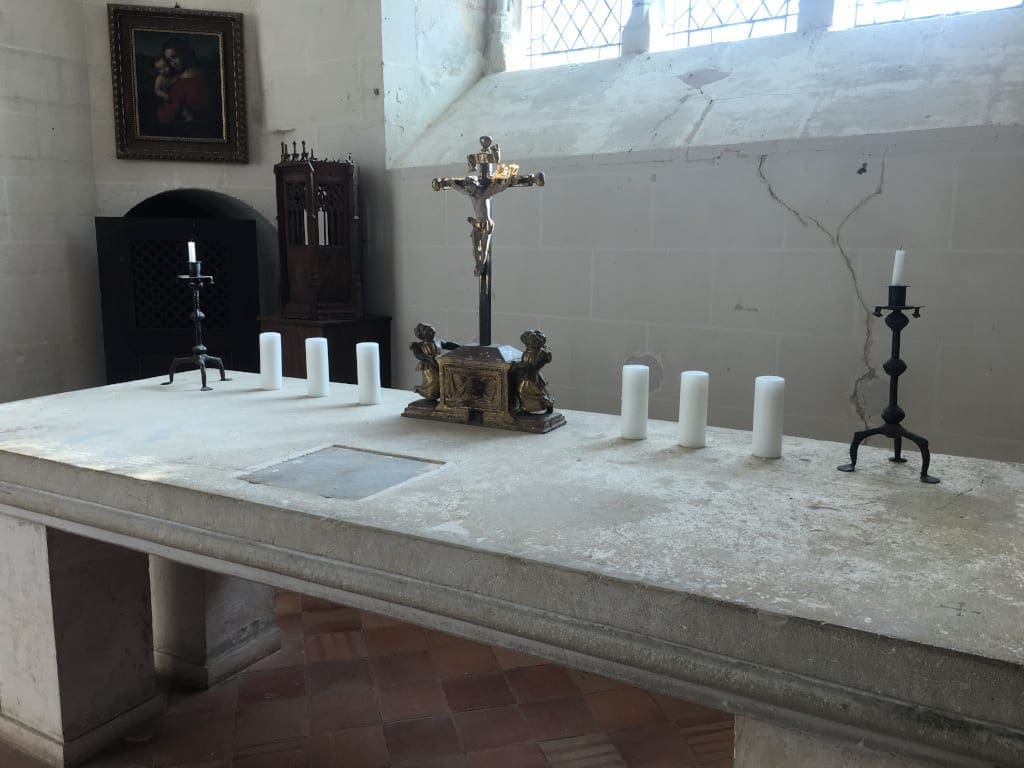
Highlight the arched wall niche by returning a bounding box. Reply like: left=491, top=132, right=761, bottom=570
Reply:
left=126, top=188, right=278, bottom=315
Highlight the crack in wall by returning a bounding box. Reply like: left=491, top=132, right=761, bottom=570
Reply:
left=684, top=98, right=715, bottom=146
left=757, top=154, right=887, bottom=426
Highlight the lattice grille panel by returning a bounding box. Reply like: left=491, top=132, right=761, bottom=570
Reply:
left=526, top=0, right=630, bottom=66
left=666, top=0, right=799, bottom=46
left=833, top=0, right=1021, bottom=28
left=131, top=239, right=231, bottom=330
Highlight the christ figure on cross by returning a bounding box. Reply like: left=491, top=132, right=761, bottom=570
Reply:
left=432, top=136, right=544, bottom=345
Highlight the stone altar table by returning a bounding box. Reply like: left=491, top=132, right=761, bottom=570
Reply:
left=0, top=374, right=1020, bottom=767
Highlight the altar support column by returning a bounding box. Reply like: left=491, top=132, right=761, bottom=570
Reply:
left=150, top=558, right=280, bottom=689
left=0, top=511, right=162, bottom=767
left=734, top=716, right=937, bottom=768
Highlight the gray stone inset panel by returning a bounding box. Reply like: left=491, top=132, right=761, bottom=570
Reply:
left=242, top=446, right=443, bottom=500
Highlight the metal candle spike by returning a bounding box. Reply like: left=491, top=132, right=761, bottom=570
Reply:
left=162, top=252, right=230, bottom=391
left=838, top=284, right=938, bottom=483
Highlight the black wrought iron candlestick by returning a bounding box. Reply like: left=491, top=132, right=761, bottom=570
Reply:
left=162, top=260, right=230, bottom=391
left=838, top=285, right=938, bottom=483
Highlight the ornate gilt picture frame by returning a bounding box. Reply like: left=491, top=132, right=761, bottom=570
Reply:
left=108, top=4, right=248, bottom=163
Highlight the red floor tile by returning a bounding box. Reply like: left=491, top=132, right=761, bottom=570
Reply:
left=429, top=643, right=499, bottom=679
left=275, top=591, right=303, bottom=616
left=364, top=624, right=429, bottom=657
left=383, top=716, right=461, bottom=762
left=467, top=741, right=547, bottom=767
left=568, top=668, right=632, bottom=693
left=311, top=725, right=388, bottom=768
left=442, top=673, right=515, bottom=712
left=506, top=663, right=580, bottom=702
left=302, top=607, right=361, bottom=635
left=305, top=659, right=373, bottom=696
left=453, top=706, right=531, bottom=752
left=234, top=697, right=310, bottom=749
left=237, top=665, right=305, bottom=707
left=539, top=733, right=627, bottom=767
left=10, top=590, right=732, bottom=768
left=585, top=688, right=669, bottom=731
left=308, top=687, right=381, bottom=734
left=304, top=629, right=366, bottom=663
left=370, top=650, right=437, bottom=687
left=164, top=677, right=237, bottom=717
left=153, top=709, right=233, bottom=766
left=247, top=632, right=306, bottom=673
left=610, top=722, right=701, bottom=767
left=520, top=696, right=600, bottom=741
left=233, top=738, right=310, bottom=768
left=379, top=680, right=450, bottom=722
left=491, top=645, right=546, bottom=670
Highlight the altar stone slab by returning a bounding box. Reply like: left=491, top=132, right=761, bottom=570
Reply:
left=0, top=373, right=1019, bottom=767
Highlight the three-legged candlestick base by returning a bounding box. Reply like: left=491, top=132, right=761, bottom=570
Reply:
left=162, top=266, right=231, bottom=392
left=837, top=285, right=939, bottom=484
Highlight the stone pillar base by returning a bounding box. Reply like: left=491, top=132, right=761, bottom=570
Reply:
left=0, top=696, right=163, bottom=768
left=154, top=622, right=281, bottom=689
left=0, top=511, right=159, bottom=767
left=735, top=716, right=938, bottom=768
left=150, top=558, right=280, bottom=689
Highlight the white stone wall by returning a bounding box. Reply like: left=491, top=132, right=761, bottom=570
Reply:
left=390, top=131, right=1024, bottom=462
left=0, top=0, right=104, bottom=400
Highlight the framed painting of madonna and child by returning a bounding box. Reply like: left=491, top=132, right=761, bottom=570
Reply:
left=108, top=4, right=248, bottom=162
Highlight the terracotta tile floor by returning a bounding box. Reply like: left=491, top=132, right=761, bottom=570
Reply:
left=0, top=592, right=734, bottom=767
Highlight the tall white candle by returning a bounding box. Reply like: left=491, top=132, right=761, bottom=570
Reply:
left=187, top=241, right=197, bottom=263
left=317, top=209, right=328, bottom=246
left=259, top=332, right=283, bottom=391
left=891, top=248, right=906, bottom=285
left=305, top=337, right=329, bottom=397
left=356, top=341, right=382, bottom=405
left=677, top=370, right=709, bottom=448
left=751, top=375, right=785, bottom=459
left=620, top=364, right=649, bottom=440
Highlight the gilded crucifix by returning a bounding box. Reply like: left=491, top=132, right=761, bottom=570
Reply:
left=431, top=135, right=545, bottom=346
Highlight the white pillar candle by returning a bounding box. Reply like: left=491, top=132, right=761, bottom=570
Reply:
left=356, top=341, right=382, bottom=405
left=677, top=370, right=709, bottom=448
left=305, top=337, right=330, bottom=397
left=891, top=248, right=906, bottom=285
left=751, top=375, right=785, bottom=459
left=259, top=332, right=282, bottom=391
left=620, top=364, right=649, bottom=440
left=187, top=240, right=196, bottom=263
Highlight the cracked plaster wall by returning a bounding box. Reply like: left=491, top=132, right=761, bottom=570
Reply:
left=390, top=8, right=1024, bottom=462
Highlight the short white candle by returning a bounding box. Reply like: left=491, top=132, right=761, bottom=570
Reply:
left=305, top=337, right=330, bottom=397
left=751, top=375, right=785, bottom=459
left=620, top=364, right=649, bottom=440
left=187, top=241, right=197, bottom=263
left=259, top=332, right=283, bottom=391
left=356, top=341, right=382, bottom=405
left=677, top=371, right=709, bottom=448
left=891, top=248, right=906, bottom=285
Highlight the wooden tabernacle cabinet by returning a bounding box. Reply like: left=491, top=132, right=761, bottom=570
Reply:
left=262, top=143, right=391, bottom=384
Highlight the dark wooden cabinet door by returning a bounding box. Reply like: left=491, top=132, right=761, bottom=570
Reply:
left=95, top=217, right=260, bottom=383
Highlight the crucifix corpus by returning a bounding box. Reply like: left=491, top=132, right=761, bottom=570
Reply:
left=431, top=135, right=544, bottom=346
left=402, top=136, right=565, bottom=434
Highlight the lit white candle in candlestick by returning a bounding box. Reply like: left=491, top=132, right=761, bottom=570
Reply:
left=677, top=370, right=709, bottom=448
left=620, top=364, right=649, bottom=440
left=305, top=337, right=329, bottom=397
left=356, top=342, right=382, bottom=405
left=751, top=375, right=785, bottom=459
left=891, top=247, right=906, bottom=285
left=259, top=332, right=282, bottom=390
left=187, top=241, right=196, bottom=263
